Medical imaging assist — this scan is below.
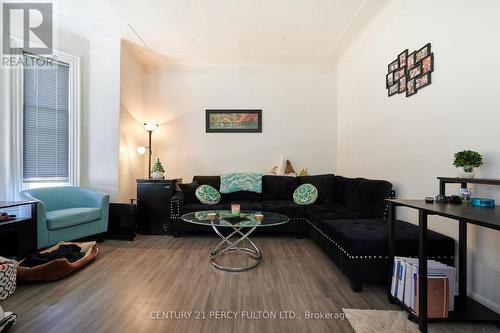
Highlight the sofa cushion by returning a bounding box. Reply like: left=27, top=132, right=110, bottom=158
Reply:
left=293, top=184, right=318, bottom=205
left=195, top=185, right=221, bottom=205
left=178, top=181, right=199, bottom=204
left=297, top=174, right=336, bottom=204
left=336, top=177, right=392, bottom=217
left=262, top=200, right=305, bottom=218
left=262, top=176, right=298, bottom=200
left=47, top=208, right=102, bottom=230
left=193, top=176, right=220, bottom=190
left=319, top=218, right=455, bottom=257
left=222, top=191, right=262, bottom=203
left=305, top=204, right=364, bottom=221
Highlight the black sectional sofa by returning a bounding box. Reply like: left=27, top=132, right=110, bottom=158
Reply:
left=170, top=174, right=455, bottom=291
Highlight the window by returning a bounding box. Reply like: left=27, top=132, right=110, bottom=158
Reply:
left=14, top=51, right=80, bottom=190
left=23, top=54, right=70, bottom=183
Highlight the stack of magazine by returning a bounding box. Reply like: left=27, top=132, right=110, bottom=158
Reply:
left=390, top=256, right=456, bottom=318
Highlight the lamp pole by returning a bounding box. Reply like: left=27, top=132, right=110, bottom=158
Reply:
left=148, top=130, right=153, bottom=179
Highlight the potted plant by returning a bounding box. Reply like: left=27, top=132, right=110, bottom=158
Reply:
left=151, top=158, right=165, bottom=179
left=453, top=150, right=483, bottom=178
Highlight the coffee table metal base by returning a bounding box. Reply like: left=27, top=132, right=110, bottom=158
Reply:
left=210, top=224, right=261, bottom=272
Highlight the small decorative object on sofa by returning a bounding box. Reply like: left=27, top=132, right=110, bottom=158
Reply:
left=453, top=150, right=483, bottom=178
left=195, top=185, right=221, bottom=205
left=151, top=158, right=165, bottom=179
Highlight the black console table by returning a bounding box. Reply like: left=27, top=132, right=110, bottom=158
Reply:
left=386, top=199, right=500, bottom=332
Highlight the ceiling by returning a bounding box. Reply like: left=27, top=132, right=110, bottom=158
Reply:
left=107, top=0, right=371, bottom=64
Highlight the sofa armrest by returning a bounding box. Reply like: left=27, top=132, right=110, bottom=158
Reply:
left=79, top=188, right=110, bottom=233
left=20, top=191, right=49, bottom=249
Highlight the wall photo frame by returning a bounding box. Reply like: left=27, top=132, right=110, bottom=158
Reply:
left=386, top=43, right=434, bottom=98
left=206, top=110, right=262, bottom=133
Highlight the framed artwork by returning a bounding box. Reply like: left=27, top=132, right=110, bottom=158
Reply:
left=399, top=76, right=406, bottom=93
left=406, top=78, right=417, bottom=97
left=421, top=53, right=434, bottom=74
left=388, top=83, right=399, bottom=96
left=394, top=67, right=406, bottom=80
left=387, top=43, right=433, bottom=98
left=206, top=110, right=262, bottom=133
left=408, top=64, right=422, bottom=79
left=398, top=49, right=408, bottom=67
left=388, top=60, right=399, bottom=72
left=415, top=43, right=431, bottom=63
left=386, top=72, right=394, bottom=88
left=407, top=51, right=416, bottom=68
left=415, top=73, right=431, bottom=90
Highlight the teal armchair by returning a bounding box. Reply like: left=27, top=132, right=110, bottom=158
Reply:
left=20, top=187, right=109, bottom=249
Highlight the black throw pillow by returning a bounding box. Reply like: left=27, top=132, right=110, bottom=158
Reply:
left=179, top=181, right=199, bottom=204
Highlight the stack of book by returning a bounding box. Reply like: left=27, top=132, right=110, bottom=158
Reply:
left=390, top=256, right=456, bottom=318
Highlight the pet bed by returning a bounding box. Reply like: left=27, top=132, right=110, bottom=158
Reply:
left=17, top=241, right=98, bottom=282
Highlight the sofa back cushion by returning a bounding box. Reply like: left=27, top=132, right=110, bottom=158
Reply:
left=193, top=176, right=220, bottom=189
left=178, top=181, right=199, bottom=204
left=297, top=174, right=336, bottom=204
left=262, top=176, right=298, bottom=200
left=192, top=175, right=261, bottom=203
left=335, top=176, right=393, bottom=217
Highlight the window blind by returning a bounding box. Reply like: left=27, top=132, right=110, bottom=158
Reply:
left=23, top=54, right=70, bottom=183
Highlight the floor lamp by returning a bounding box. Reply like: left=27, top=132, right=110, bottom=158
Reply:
left=137, top=122, right=158, bottom=179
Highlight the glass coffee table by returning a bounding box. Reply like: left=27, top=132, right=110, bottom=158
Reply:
left=181, top=210, right=289, bottom=272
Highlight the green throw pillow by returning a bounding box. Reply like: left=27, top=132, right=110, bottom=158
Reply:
left=195, top=185, right=221, bottom=205
left=293, top=183, right=318, bottom=205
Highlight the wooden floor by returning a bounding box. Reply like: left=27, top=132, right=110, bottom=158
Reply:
left=2, top=235, right=395, bottom=333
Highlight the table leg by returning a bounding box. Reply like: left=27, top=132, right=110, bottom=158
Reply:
left=210, top=225, right=261, bottom=272
left=418, top=210, right=428, bottom=333
left=388, top=202, right=396, bottom=303
left=458, top=219, right=467, bottom=298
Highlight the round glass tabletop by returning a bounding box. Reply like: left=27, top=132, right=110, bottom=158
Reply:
left=181, top=210, right=289, bottom=228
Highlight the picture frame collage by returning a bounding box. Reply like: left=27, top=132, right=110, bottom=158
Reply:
left=386, top=43, right=434, bottom=97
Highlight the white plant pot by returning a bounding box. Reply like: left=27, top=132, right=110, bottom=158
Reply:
left=459, top=169, right=475, bottom=179
left=152, top=171, right=164, bottom=180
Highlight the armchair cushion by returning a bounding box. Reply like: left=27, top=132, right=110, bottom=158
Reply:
left=47, top=208, right=102, bottom=230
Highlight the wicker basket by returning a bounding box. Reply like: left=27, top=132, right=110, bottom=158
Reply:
left=0, top=257, right=17, bottom=301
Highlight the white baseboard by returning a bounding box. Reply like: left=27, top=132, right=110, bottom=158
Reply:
left=469, top=290, right=500, bottom=314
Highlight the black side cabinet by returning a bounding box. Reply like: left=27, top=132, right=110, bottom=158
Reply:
left=136, top=179, right=178, bottom=235
left=106, top=203, right=137, bottom=240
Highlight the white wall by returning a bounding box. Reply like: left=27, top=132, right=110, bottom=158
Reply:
left=337, top=0, right=500, bottom=311
left=0, top=2, right=123, bottom=201
left=117, top=45, right=148, bottom=203
left=139, top=62, right=337, bottom=184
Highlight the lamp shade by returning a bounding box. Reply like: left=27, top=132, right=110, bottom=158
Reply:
left=144, top=122, right=158, bottom=132
left=137, top=146, right=146, bottom=155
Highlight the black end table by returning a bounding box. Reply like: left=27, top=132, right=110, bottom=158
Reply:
left=0, top=201, right=37, bottom=258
